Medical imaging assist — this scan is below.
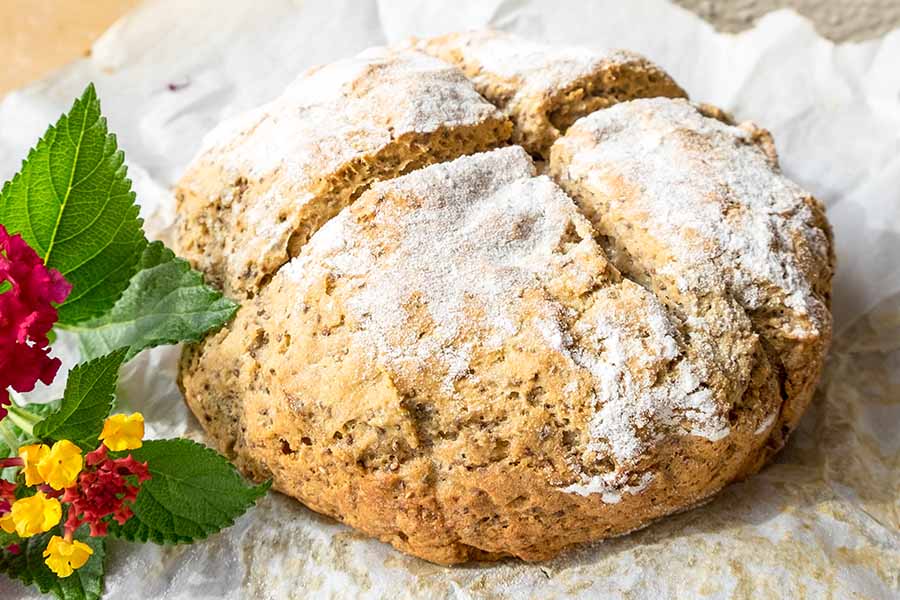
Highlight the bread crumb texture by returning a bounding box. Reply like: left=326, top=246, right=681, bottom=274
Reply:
left=177, top=32, right=833, bottom=564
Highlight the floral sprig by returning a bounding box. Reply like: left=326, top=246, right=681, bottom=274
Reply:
left=0, top=85, right=268, bottom=600
left=0, top=231, right=145, bottom=578
left=64, top=420, right=151, bottom=538
left=0, top=413, right=148, bottom=577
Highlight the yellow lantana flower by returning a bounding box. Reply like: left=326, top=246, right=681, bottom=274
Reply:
left=18, top=443, right=51, bottom=486
left=99, top=413, right=145, bottom=451
left=0, top=492, right=61, bottom=537
left=43, top=535, right=93, bottom=578
left=37, top=440, right=83, bottom=490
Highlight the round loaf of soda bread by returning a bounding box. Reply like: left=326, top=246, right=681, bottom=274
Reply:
left=177, top=33, right=833, bottom=564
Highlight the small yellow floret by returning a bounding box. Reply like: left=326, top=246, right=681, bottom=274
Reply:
left=18, top=444, right=50, bottom=486
left=37, top=440, right=83, bottom=490
left=99, top=413, right=145, bottom=451
left=0, top=492, right=61, bottom=537
left=43, top=535, right=93, bottom=577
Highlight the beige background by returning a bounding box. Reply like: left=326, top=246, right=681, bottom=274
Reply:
left=1, top=0, right=899, bottom=96
left=0, top=0, right=141, bottom=94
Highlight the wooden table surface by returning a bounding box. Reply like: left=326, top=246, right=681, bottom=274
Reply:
left=0, top=0, right=141, bottom=95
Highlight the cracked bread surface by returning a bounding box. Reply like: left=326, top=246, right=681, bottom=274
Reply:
left=174, top=46, right=511, bottom=298
left=549, top=98, right=834, bottom=462
left=419, top=29, right=687, bottom=158
left=181, top=147, right=783, bottom=564
left=177, top=34, right=834, bottom=566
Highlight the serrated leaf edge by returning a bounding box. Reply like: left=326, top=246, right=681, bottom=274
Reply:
left=70, top=246, right=239, bottom=360
left=33, top=348, right=127, bottom=444
left=107, top=439, right=270, bottom=545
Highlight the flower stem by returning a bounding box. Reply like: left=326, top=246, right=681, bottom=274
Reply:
left=5, top=398, right=41, bottom=437
left=0, top=420, right=19, bottom=452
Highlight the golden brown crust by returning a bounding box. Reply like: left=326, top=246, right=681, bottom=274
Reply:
left=174, top=47, right=511, bottom=298
left=419, top=29, right=687, bottom=157
left=181, top=148, right=788, bottom=564
left=549, top=98, right=834, bottom=467
left=177, top=35, right=833, bottom=565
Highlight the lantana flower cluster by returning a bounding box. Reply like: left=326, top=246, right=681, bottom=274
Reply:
left=1, top=224, right=151, bottom=578
left=0, top=224, right=71, bottom=420
left=0, top=414, right=150, bottom=577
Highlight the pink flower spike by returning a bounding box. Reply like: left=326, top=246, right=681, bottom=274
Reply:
left=0, top=224, right=71, bottom=417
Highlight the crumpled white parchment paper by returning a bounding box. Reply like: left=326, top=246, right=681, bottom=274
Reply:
left=1, top=1, right=898, bottom=598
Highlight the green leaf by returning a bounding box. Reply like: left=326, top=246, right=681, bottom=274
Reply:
left=0, top=83, right=147, bottom=324
left=72, top=242, right=238, bottom=361
left=0, top=529, right=20, bottom=548
left=33, top=349, right=127, bottom=450
left=0, top=525, right=105, bottom=600
left=107, top=439, right=270, bottom=544
left=0, top=401, right=59, bottom=461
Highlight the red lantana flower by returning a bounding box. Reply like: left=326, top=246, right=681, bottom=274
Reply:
left=0, top=224, right=71, bottom=419
left=0, top=480, right=20, bottom=553
left=62, top=445, right=150, bottom=537
left=0, top=479, right=16, bottom=515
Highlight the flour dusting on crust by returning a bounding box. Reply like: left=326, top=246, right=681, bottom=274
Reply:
left=198, top=47, right=501, bottom=179
left=535, top=283, right=731, bottom=470
left=553, top=98, right=831, bottom=339
left=176, top=46, right=508, bottom=296
left=420, top=30, right=687, bottom=156
left=285, top=147, right=735, bottom=500
left=284, top=147, right=557, bottom=378
left=437, top=31, right=631, bottom=103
